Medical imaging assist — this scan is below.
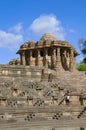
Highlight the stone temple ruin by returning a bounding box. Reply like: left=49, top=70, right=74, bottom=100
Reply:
left=0, top=33, right=86, bottom=130
left=10, top=33, right=78, bottom=72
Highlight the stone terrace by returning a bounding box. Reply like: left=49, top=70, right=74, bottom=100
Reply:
left=0, top=65, right=86, bottom=130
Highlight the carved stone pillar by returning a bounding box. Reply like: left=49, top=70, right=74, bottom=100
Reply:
left=29, top=50, right=32, bottom=66
left=63, top=49, right=66, bottom=57
left=20, top=54, right=22, bottom=65
left=66, top=50, right=70, bottom=69
left=56, top=47, right=61, bottom=65
left=21, top=51, right=26, bottom=65
left=51, top=48, right=56, bottom=68
left=37, top=49, right=40, bottom=66
left=69, top=48, right=74, bottom=71
left=43, top=48, right=48, bottom=67
left=55, top=47, right=63, bottom=71
left=63, top=49, right=70, bottom=70
left=62, top=49, right=67, bottom=70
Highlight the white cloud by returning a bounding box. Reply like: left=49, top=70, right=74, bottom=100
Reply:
left=69, top=29, right=76, bottom=34
left=0, top=30, right=23, bottom=49
left=0, top=15, right=66, bottom=50
left=29, top=14, right=66, bottom=40
left=9, top=23, right=23, bottom=34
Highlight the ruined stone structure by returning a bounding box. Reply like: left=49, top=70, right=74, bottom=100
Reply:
left=16, top=33, right=78, bottom=71
left=0, top=33, right=86, bottom=130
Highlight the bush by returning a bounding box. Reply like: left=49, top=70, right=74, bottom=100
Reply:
left=77, top=62, right=86, bottom=71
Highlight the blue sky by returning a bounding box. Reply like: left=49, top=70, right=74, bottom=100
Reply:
left=0, top=0, right=86, bottom=64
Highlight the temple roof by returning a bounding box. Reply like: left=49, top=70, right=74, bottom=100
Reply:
left=40, top=33, right=56, bottom=41
left=16, top=33, right=79, bottom=56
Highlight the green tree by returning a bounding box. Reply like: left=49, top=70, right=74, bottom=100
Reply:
left=77, top=39, right=86, bottom=71
left=79, top=39, right=86, bottom=63
left=77, top=62, right=86, bottom=71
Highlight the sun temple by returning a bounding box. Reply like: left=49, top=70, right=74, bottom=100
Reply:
left=16, top=33, right=78, bottom=71
left=0, top=33, right=86, bottom=130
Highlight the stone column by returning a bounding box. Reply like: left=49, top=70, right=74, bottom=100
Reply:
left=55, top=47, right=63, bottom=71
left=43, top=48, right=48, bottom=67
left=69, top=48, right=74, bottom=71
left=63, top=49, right=70, bottom=70
left=51, top=48, right=56, bottom=68
left=21, top=51, right=26, bottom=65
left=56, top=47, right=61, bottom=65
left=66, top=50, right=70, bottom=69
left=67, top=50, right=70, bottom=69
left=63, top=49, right=66, bottom=57
left=36, top=49, right=40, bottom=66
left=62, top=49, right=67, bottom=70
left=29, top=50, right=32, bottom=66
left=20, top=54, right=22, bottom=65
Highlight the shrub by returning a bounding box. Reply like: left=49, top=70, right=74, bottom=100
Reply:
left=77, top=62, right=86, bottom=71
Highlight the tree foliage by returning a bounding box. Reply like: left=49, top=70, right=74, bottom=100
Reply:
left=77, top=62, right=86, bottom=71
left=78, top=39, right=86, bottom=71
left=79, top=39, right=86, bottom=56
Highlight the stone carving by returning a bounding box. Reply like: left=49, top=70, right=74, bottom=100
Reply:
left=16, top=33, right=78, bottom=71
left=25, top=113, right=35, bottom=121
left=52, top=113, right=63, bottom=120
left=9, top=58, right=20, bottom=65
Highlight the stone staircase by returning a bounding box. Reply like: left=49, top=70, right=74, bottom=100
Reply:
left=77, top=107, right=86, bottom=118
left=0, top=65, right=86, bottom=129
left=33, top=99, right=44, bottom=106
left=58, top=95, right=66, bottom=105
